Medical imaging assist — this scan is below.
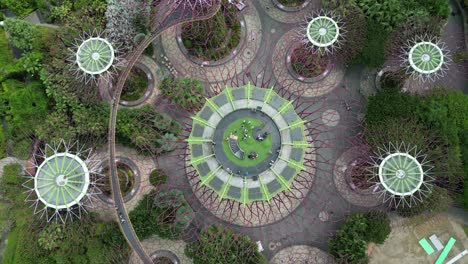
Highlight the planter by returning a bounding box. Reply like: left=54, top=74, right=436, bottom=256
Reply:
left=176, top=15, right=247, bottom=66
left=98, top=156, right=140, bottom=203
left=150, top=250, right=181, bottom=264
left=271, top=0, right=311, bottom=12
left=286, top=44, right=332, bottom=83
left=119, top=62, right=154, bottom=107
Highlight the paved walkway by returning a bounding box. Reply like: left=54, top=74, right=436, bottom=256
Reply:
left=160, top=3, right=262, bottom=82
left=369, top=213, right=468, bottom=264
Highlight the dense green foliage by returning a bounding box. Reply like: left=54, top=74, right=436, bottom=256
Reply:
left=130, top=189, right=194, bottom=240
left=0, top=0, right=37, bottom=17
left=397, top=186, right=453, bottom=217
left=160, top=77, right=205, bottom=110
left=338, top=0, right=450, bottom=67
left=116, top=106, right=180, bottom=154
left=149, top=168, right=168, bottom=187
left=1, top=163, right=129, bottom=263
left=3, top=18, right=40, bottom=52
left=350, top=21, right=387, bottom=67
left=185, top=225, right=267, bottom=264
left=329, top=211, right=391, bottom=263
left=182, top=0, right=241, bottom=61
left=364, top=86, right=468, bottom=210
left=355, top=0, right=449, bottom=31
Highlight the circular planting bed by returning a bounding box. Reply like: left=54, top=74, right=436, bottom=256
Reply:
left=180, top=1, right=243, bottom=63
left=272, top=0, right=310, bottom=12
left=345, top=158, right=375, bottom=194
left=98, top=157, right=140, bottom=203
left=287, top=45, right=331, bottom=82
left=150, top=250, right=180, bottom=264
left=119, top=62, right=154, bottom=106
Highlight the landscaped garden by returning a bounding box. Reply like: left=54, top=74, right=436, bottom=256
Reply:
left=0, top=0, right=467, bottom=263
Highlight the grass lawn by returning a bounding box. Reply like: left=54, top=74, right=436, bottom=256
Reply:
left=222, top=117, right=272, bottom=167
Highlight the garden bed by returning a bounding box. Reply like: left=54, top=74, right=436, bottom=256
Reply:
left=121, top=67, right=148, bottom=102
left=99, top=157, right=140, bottom=203
left=288, top=45, right=331, bottom=82
left=180, top=1, right=242, bottom=62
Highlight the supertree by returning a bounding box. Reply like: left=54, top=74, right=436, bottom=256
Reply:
left=71, top=30, right=121, bottom=84
left=22, top=139, right=103, bottom=223
left=400, top=35, right=450, bottom=82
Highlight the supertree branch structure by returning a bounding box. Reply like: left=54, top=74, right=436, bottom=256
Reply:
left=22, top=139, right=103, bottom=224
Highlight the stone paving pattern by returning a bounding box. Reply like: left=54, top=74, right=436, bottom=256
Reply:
left=161, top=4, right=262, bottom=82
left=271, top=245, right=335, bottom=264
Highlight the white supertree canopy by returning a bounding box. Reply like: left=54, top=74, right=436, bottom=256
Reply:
left=71, top=31, right=119, bottom=83
left=300, top=11, right=345, bottom=53
left=24, top=140, right=102, bottom=223
left=368, top=142, right=434, bottom=208
left=401, top=36, right=450, bottom=82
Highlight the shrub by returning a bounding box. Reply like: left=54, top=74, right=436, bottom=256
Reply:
left=130, top=190, right=194, bottom=240
left=350, top=21, right=388, bottom=68
left=329, top=211, right=391, bottom=263
left=3, top=19, right=39, bottom=51
left=185, top=225, right=267, bottom=264
left=1, top=0, right=36, bottom=17
left=364, top=210, right=391, bottom=244
left=149, top=168, right=168, bottom=187
left=2, top=163, right=23, bottom=184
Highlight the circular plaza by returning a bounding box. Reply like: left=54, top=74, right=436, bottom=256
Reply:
left=187, top=85, right=314, bottom=225
left=189, top=85, right=308, bottom=204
